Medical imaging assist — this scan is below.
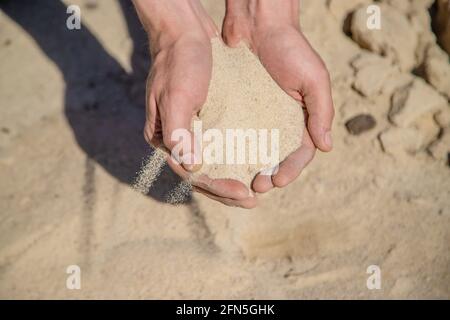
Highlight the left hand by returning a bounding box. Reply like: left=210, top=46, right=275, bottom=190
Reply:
left=222, top=0, right=335, bottom=193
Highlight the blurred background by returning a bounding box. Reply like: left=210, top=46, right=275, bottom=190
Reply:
left=0, top=0, right=449, bottom=299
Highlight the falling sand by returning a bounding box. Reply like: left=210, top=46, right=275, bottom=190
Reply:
left=132, top=147, right=166, bottom=195
left=133, top=38, right=304, bottom=199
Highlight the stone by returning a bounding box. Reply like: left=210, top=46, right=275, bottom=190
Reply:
left=423, top=45, right=450, bottom=100
left=379, top=127, right=423, bottom=154
left=413, top=112, right=441, bottom=148
left=428, top=129, right=450, bottom=165
left=411, top=0, right=435, bottom=10
left=345, top=114, right=377, bottom=135
left=351, top=53, right=395, bottom=97
left=380, top=0, right=411, bottom=13
left=435, top=107, right=450, bottom=128
left=389, top=79, right=448, bottom=127
left=350, top=4, right=418, bottom=71
left=380, top=0, right=435, bottom=13
left=327, top=0, right=371, bottom=22
left=381, top=73, right=414, bottom=96
left=410, top=8, right=437, bottom=65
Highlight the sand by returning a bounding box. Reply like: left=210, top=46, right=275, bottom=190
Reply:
left=132, top=147, right=166, bottom=194
left=192, top=39, right=303, bottom=187
left=1, top=0, right=449, bottom=299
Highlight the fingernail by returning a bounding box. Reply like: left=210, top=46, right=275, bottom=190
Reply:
left=183, top=163, right=202, bottom=172
left=182, top=163, right=195, bottom=171
left=181, top=152, right=202, bottom=172
left=324, top=131, right=333, bottom=149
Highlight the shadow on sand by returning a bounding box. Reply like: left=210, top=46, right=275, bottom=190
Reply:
left=1, top=0, right=188, bottom=203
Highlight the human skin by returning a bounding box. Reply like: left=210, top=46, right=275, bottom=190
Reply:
left=133, top=0, right=257, bottom=208
left=222, top=0, right=334, bottom=193
left=132, top=0, right=334, bottom=208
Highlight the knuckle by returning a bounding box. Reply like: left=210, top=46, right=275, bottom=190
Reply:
left=143, top=125, right=153, bottom=145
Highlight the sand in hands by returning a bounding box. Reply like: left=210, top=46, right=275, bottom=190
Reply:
left=133, top=38, right=304, bottom=198
left=191, top=38, right=304, bottom=188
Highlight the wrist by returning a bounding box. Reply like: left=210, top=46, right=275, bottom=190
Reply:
left=133, top=0, right=217, bottom=52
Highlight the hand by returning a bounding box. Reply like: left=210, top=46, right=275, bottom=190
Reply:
left=133, top=0, right=257, bottom=208
left=222, top=0, right=335, bottom=193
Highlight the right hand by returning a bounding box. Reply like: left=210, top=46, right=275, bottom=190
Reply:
left=133, top=0, right=257, bottom=208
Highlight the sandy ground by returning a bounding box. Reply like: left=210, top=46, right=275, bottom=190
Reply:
left=0, top=0, right=449, bottom=299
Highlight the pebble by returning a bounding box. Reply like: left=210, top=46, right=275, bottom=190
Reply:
left=345, top=114, right=376, bottom=135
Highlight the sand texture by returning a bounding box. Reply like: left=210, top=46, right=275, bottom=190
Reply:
left=192, top=39, right=303, bottom=187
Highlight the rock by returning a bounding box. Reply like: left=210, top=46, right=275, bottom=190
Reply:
left=379, top=127, right=424, bottom=154
left=410, top=8, right=437, bottom=65
left=428, top=129, right=450, bottom=165
left=389, top=79, right=448, bottom=127
left=423, top=45, right=450, bottom=100
left=435, top=0, right=450, bottom=55
left=380, top=111, right=440, bottom=154
left=327, top=0, right=371, bottom=22
left=337, top=91, right=371, bottom=120
left=411, top=0, right=435, bottom=11
left=413, top=112, right=441, bottom=148
left=380, top=0, right=435, bottom=13
left=351, top=53, right=395, bottom=97
left=381, top=73, right=414, bottom=96
left=345, top=114, right=377, bottom=135
left=379, top=0, right=411, bottom=13
left=435, top=107, right=450, bottom=128
left=350, top=4, right=418, bottom=71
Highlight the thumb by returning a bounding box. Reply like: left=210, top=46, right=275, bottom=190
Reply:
left=303, top=71, right=334, bottom=152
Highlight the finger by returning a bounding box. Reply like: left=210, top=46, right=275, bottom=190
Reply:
left=144, top=122, right=163, bottom=148
left=166, top=157, right=251, bottom=201
left=222, top=2, right=251, bottom=48
left=222, top=18, right=249, bottom=48
left=193, top=186, right=257, bottom=209
left=144, top=92, right=163, bottom=147
left=166, top=153, right=190, bottom=180
left=158, top=91, right=202, bottom=172
left=303, top=67, right=334, bottom=152
left=193, top=174, right=252, bottom=200
left=272, top=131, right=316, bottom=188
left=252, top=174, right=274, bottom=194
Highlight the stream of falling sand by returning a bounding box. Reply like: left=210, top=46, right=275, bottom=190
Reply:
left=132, top=147, right=192, bottom=204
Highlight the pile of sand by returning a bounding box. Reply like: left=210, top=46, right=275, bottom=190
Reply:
left=192, top=38, right=304, bottom=187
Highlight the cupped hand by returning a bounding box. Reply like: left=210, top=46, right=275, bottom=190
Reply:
left=134, top=0, right=257, bottom=208
left=222, top=2, right=334, bottom=193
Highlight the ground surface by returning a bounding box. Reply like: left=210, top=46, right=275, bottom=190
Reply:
left=0, top=0, right=449, bottom=299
